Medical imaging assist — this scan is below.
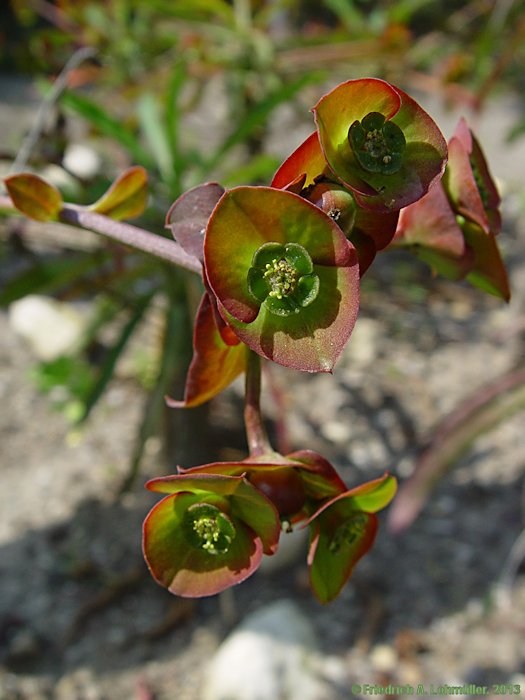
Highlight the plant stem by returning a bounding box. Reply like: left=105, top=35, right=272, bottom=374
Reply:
left=0, top=194, right=202, bottom=275
left=244, top=348, right=272, bottom=457
left=59, top=206, right=202, bottom=274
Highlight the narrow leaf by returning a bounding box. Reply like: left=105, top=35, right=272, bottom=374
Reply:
left=136, top=93, right=173, bottom=182
left=76, top=293, right=154, bottom=423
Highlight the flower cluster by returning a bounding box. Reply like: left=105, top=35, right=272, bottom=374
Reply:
left=143, top=450, right=397, bottom=603
left=144, top=77, right=509, bottom=603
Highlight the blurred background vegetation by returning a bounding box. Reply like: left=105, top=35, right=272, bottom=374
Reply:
left=1, top=0, right=524, bottom=491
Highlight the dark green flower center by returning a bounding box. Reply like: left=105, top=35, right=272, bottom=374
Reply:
left=247, top=242, right=320, bottom=317
left=329, top=512, right=368, bottom=554
left=183, top=503, right=236, bottom=555
left=348, top=112, right=406, bottom=175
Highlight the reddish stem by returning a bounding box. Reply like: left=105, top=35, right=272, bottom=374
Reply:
left=244, top=349, right=273, bottom=457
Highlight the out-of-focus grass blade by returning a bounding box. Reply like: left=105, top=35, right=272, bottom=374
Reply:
left=119, top=296, right=188, bottom=493
left=323, top=0, right=367, bottom=33
left=201, top=73, right=322, bottom=174
left=0, top=254, right=105, bottom=306
left=389, top=0, right=439, bottom=24
left=136, top=94, right=173, bottom=184
left=76, top=292, right=155, bottom=424
left=147, top=0, right=235, bottom=23
left=60, top=90, right=154, bottom=168
left=165, top=62, right=188, bottom=195
left=508, top=119, right=525, bottom=142
left=388, top=367, right=525, bottom=534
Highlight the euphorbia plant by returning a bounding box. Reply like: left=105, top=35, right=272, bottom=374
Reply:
left=1, top=76, right=509, bottom=603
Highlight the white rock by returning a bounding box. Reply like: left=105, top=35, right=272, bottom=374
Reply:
left=370, top=643, right=398, bottom=673
left=63, top=143, right=101, bottom=179
left=202, top=600, right=327, bottom=700
left=8, top=295, right=88, bottom=361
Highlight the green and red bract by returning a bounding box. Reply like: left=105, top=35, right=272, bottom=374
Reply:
left=461, top=220, right=510, bottom=301
left=165, top=182, right=225, bottom=263
left=443, top=118, right=501, bottom=236
left=306, top=473, right=397, bottom=604
left=392, top=119, right=510, bottom=301
left=204, top=186, right=360, bottom=373
left=271, top=131, right=328, bottom=192
left=90, top=166, right=148, bottom=221
left=5, top=173, right=64, bottom=222
left=165, top=292, right=245, bottom=408
left=313, top=78, right=447, bottom=213
left=143, top=473, right=280, bottom=597
left=164, top=182, right=246, bottom=407
left=179, top=449, right=348, bottom=521
left=180, top=457, right=308, bottom=519
left=393, top=181, right=474, bottom=280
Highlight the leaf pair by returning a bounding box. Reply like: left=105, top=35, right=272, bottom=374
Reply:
left=4, top=166, right=148, bottom=223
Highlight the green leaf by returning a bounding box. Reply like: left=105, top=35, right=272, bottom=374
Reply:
left=4, top=173, right=63, bottom=222
left=118, top=291, right=194, bottom=494
left=222, top=154, right=281, bottom=187
left=136, top=93, right=173, bottom=183
left=147, top=0, right=235, bottom=23
left=323, top=0, right=366, bottom=33
left=165, top=61, right=188, bottom=192
left=89, top=166, right=148, bottom=220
